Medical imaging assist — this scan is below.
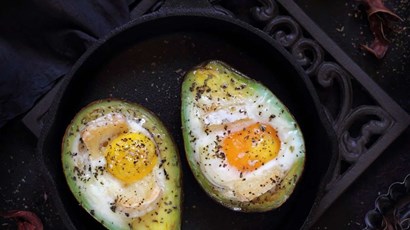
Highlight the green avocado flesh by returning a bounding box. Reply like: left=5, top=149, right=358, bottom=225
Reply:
left=62, top=99, right=181, bottom=229
left=181, top=61, right=305, bottom=212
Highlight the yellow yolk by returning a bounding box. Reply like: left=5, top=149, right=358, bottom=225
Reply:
left=104, top=133, right=157, bottom=184
left=222, top=123, right=280, bottom=172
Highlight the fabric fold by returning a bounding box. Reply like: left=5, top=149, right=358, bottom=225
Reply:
left=0, top=0, right=131, bottom=127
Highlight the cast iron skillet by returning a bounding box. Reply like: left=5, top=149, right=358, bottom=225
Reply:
left=38, top=0, right=337, bottom=229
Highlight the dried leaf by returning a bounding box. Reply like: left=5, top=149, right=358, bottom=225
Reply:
left=361, top=38, right=389, bottom=59
left=362, top=0, right=402, bottom=19
left=0, top=210, right=43, bottom=230
left=358, top=0, right=403, bottom=59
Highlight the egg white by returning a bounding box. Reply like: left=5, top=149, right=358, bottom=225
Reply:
left=69, top=114, right=166, bottom=227
left=189, top=87, right=304, bottom=202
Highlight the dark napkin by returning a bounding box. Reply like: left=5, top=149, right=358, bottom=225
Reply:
left=0, top=0, right=131, bottom=127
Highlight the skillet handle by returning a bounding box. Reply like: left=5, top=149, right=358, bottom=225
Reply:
left=159, top=0, right=216, bottom=14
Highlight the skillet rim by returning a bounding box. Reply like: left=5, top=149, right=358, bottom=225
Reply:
left=37, top=9, right=339, bottom=230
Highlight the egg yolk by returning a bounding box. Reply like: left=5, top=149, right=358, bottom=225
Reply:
left=222, top=123, right=280, bottom=172
left=104, top=132, right=157, bottom=184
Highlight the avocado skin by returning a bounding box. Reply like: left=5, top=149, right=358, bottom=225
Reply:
left=181, top=61, right=305, bottom=212
left=62, top=99, right=182, bottom=229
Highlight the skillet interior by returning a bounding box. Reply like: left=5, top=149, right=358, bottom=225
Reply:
left=39, top=13, right=335, bottom=230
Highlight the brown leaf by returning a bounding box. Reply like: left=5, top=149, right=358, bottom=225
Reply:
left=0, top=210, right=43, bottom=230
left=361, top=38, right=389, bottom=59
left=358, top=0, right=403, bottom=59
left=361, top=0, right=402, bottom=19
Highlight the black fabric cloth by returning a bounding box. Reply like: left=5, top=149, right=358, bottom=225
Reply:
left=0, top=0, right=131, bottom=127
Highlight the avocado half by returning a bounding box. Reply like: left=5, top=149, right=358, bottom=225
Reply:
left=181, top=61, right=305, bottom=212
left=62, top=99, right=182, bottom=229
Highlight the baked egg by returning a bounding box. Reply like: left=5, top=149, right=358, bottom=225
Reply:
left=62, top=99, right=181, bottom=229
left=181, top=61, right=305, bottom=212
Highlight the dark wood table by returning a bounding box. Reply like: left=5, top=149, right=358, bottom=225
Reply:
left=0, top=0, right=408, bottom=229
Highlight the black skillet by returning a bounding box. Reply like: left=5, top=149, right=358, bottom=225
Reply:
left=38, top=0, right=337, bottom=229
